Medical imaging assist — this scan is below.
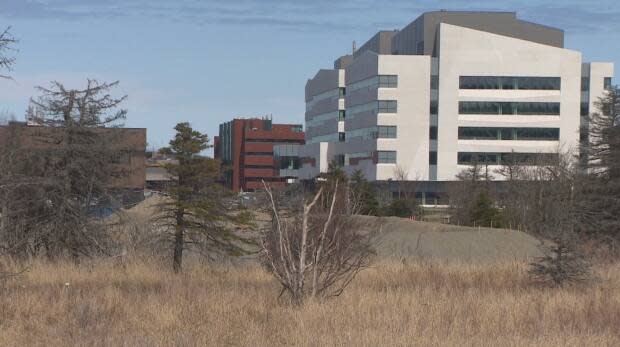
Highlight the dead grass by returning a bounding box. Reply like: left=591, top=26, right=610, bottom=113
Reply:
left=0, top=259, right=619, bottom=346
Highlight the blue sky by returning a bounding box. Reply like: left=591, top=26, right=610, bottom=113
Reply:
left=1, top=0, right=619, bottom=151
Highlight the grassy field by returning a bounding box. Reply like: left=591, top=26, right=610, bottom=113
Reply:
left=0, top=259, right=618, bottom=346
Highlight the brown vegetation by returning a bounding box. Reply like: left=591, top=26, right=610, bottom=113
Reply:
left=0, top=259, right=618, bottom=346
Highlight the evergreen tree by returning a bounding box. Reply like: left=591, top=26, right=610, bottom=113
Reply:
left=469, top=190, right=504, bottom=228
left=579, top=87, right=620, bottom=239
left=157, top=122, right=252, bottom=272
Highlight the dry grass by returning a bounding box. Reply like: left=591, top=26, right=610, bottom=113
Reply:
left=0, top=259, right=619, bottom=346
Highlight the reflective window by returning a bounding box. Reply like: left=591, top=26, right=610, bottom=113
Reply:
left=457, top=152, right=558, bottom=165
left=429, top=126, right=438, bottom=140
left=430, top=101, right=438, bottom=115
left=580, top=102, right=590, bottom=117
left=338, top=110, right=346, bottom=120
left=377, top=151, right=397, bottom=164
left=377, top=126, right=397, bottom=138
left=429, top=151, right=437, bottom=165
left=339, top=87, right=346, bottom=97
left=378, top=75, right=398, bottom=88
left=458, top=127, right=559, bottom=141
left=604, top=77, right=613, bottom=90
left=581, top=77, right=590, bottom=92
left=378, top=100, right=397, bottom=113
left=460, top=76, right=561, bottom=90
left=430, top=76, right=439, bottom=90
left=339, top=132, right=345, bottom=142
left=459, top=102, right=560, bottom=116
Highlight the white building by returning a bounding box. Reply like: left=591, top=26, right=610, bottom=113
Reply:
left=300, top=11, right=614, bottom=191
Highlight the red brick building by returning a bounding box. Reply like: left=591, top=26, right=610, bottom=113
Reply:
left=214, top=118, right=304, bottom=192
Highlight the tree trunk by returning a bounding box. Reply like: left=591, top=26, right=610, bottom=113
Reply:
left=173, top=210, right=184, bottom=273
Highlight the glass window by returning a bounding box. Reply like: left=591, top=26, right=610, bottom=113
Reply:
left=458, top=127, right=559, bottom=141
left=338, top=110, right=346, bottom=120
left=604, top=77, right=612, bottom=90
left=515, top=128, right=559, bottom=141
left=429, top=126, right=438, bottom=140
left=377, top=151, right=396, bottom=164
left=291, top=125, right=303, bottom=133
left=460, top=76, right=560, bottom=90
left=458, top=152, right=558, bottom=165
left=339, top=132, right=345, bottom=142
left=581, top=102, right=590, bottom=117
left=377, top=126, right=397, bottom=138
left=339, top=87, right=346, bottom=97
left=459, top=102, right=560, bottom=116
left=430, top=101, right=438, bottom=115
left=430, top=76, right=439, bottom=90
left=378, top=75, right=398, bottom=88
left=429, top=151, right=437, bottom=165
left=581, top=77, right=590, bottom=92
left=378, top=100, right=397, bottom=113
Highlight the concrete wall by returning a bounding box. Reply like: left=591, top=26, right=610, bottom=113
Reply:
left=437, top=23, right=581, bottom=180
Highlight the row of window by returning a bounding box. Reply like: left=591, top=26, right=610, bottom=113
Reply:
left=460, top=76, right=561, bottom=90
left=347, top=75, right=398, bottom=93
left=377, top=151, right=397, bottom=164
left=347, top=100, right=398, bottom=118
left=458, top=127, right=560, bottom=141
left=459, top=102, right=560, bottom=116
left=457, top=152, right=558, bottom=165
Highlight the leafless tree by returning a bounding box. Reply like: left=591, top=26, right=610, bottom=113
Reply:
left=393, top=165, right=408, bottom=199
left=0, top=80, right=128, bottom=260
left=0, top=27, right=17, bottom=79
left=261, top=178, right=375, bottom=305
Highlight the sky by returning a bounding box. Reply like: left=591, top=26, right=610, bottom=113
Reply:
left=1, top=0, right=619, bottom=151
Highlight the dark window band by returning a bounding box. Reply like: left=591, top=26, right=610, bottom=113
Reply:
left=457, top=152, right=558, bottom=166
left=458, top=127, right=559, bottom=141
left=459, top=102, right=560, bottom=116
left=460, top=76, right=561, bottom=90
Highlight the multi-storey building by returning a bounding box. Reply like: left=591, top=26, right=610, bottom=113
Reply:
left=300, top=11, right=614, bottom=198
left=0, top=121, right=147, bottom=204
left=214, top=118, right=304, bottom=192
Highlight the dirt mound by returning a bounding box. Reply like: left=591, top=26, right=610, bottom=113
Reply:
left=356, top=216, right=543, bottom=264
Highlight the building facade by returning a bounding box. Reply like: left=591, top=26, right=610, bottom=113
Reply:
left=214, top=118, right=304, bottom=192
left=300, top=11, right=614, bottom=186
left=0, top=121, right=147, bottom=203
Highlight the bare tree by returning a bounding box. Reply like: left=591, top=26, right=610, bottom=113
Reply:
left=0, top=27, right=17, bottom=79
left=261, top=178, right=375, bottom=305
left=0, top=80, right=128, bottom=260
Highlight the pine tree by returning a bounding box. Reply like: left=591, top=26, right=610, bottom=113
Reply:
left=156, top=122, right=252, bottom=272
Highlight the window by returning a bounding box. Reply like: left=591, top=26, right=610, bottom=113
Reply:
left=339, top=87, right=346, bottom=97
left=377, top=151, right=396, bottom=164
left=377, top=126, right=397, bottom=138
left=459, top=76, right=561, bottom=90
left=430, top=76, right=439, bottom=90
left=429, top=151, right=437, bottom=165
left=378, top=75, right=398, bottom=88
left=604, top=77, right=613, bottom=90
left=458, top=127, right=559, bottom=141
left=429, top=126, right=438, bottom=140
left=581, top=77, right=590, bottom=92
left=339, top=132, right=345, bottom=142
left=338, top=110, right=346, bottom=120
left=334, top=154, right=345, bottom=167
left=457, top=152, right=558, bottom=165
left=458, top=102, right=560, bottom=116
left=430, top=101, right=438, bottom=115
left=581, top=102, right=590, bottom=117
left=291, top=125, right=303, bottom=133
left=378, top=100, right=397, bottom=113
